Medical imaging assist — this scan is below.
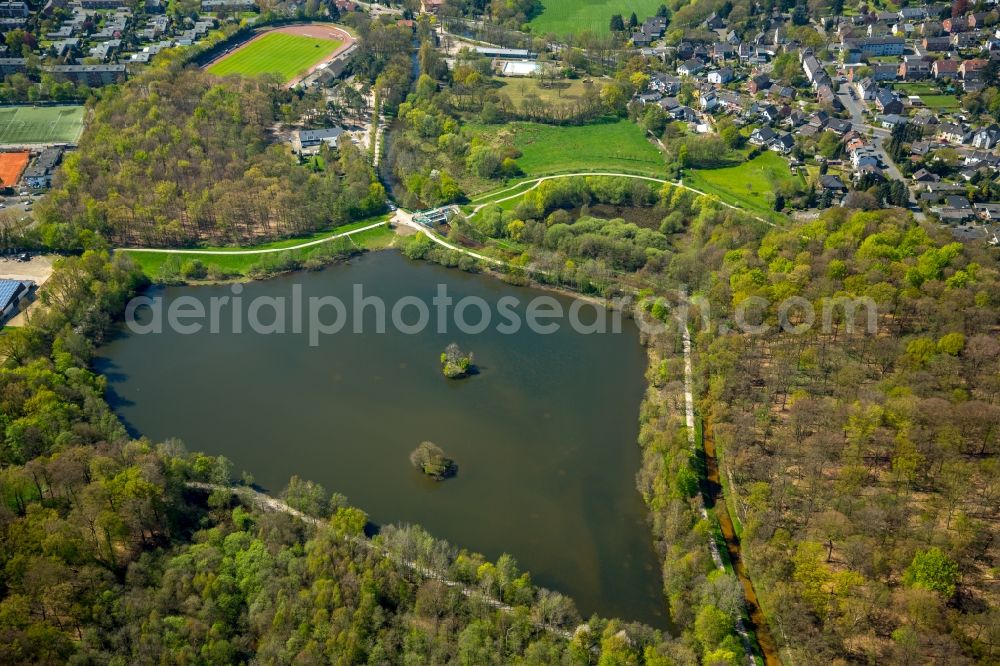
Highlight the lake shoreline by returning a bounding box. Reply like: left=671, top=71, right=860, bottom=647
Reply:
left=98, top=250, right=667, bottom=626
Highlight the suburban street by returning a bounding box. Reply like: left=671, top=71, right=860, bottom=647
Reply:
left=837, top=82, right=923, bottom=217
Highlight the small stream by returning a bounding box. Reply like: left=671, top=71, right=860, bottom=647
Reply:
left=702, top=422, right=781, bottom=665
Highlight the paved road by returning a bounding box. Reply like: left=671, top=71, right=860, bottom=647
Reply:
left=837, top=83, right=923, bottom=217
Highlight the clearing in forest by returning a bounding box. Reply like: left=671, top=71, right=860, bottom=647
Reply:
left=685, top=151, right=800, bottom=217
left=472, top=119, right=665, bottom=178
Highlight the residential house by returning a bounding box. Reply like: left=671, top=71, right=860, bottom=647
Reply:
left=712, top=42, right=736, bottom=62
left=874, top=88, right=903, bottom=114
left=770, top=133, right=795, bottom=153
left=827, top=118, right=852, bottom=134
left=912, top=168, right=940, bottom=182
left=657, top=96, right=680, bottom=114
left=920, top=20, right=943, bottom=36
left=817, top=84, right=840, bottom=107
left=972, top=124, right=1000, bottom=149
left=750, top=126, right=778, bottom=145
left=855, top=77, right=878, bottom=100
left=951, top=31, right=978, bottom=48
left=880, top=113, right=908, bottom=128
left=707, top=67, right=734, bottom=84
left=960, top=59, right=987, bottom=79
left=677, top=59, right=704, bottom=76
left=942, top=15, right=967, bottom=33
left=899, top=7, right=927, bottom=20
left=802, top=55, right=824, bottom=84
left=649, top=73, right=680, bottom=95
left=767, top=85, right=795, bottom=101
left=748, top=73, right=771, bottom=93
left=704, top=12, right=726, bottom=30
left=851, top=145, right=881, bottom=169
left=807, top=111, right=830, bottom=130
left=820, top=174, right=847, bottom=193
left=872, top=63, right=900, bottom=81
left=717, top=91, right=744, bottom=112
left=922, top=36, right=951, bottom=51
left=974, top=203, right=1000, bottom=220
left=899, top=55, right=931, bottom=79
left=968, top=12, right=990, bottom=29
left=760, top=104, right=782, bottom=123
left=932, top=59, right=959, bottom=78
left=937, top=123, right=970, bottom=143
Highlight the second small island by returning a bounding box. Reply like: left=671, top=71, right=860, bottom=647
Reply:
left=409, top=441, right=457, bottom=481
left=440, top=342, right=474, bottom=379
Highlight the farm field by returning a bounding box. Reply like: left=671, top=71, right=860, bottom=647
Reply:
left=471, top=119, right=665, bottom=177
left=208, top=32, right=343, bottom=82
left=685, top=151, right=797, bottom=218
left=0, top=106, right=85, bottom=144
left=528, top=0, right=664, bottom=35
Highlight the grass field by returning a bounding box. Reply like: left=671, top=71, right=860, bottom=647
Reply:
left=685, top=152, right=795, bottom=218
left=894, top=83, right=940, bottom=95
left=121, top=218, right=393, bottom=279
left=208, top=32, right=343, bottom=82
left=528, top=0, right=664, bottom=35
left=496, top=77, right=603, bottom=106
left=472, top=119, right=665, bottom=177
left=919, top=95, right=961, bottom=110
left=0, top=106, right=85, bottom=144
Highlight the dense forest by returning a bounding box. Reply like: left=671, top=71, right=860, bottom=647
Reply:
left=674, top=207, right=1000, bottom=662
left=431, top=180, right=1000, bottom=663
left=36, top=69, right=385, bottom=249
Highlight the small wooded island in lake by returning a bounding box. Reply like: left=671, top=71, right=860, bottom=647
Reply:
left=440, top=343, right=474, bottom=379
left=409, top=441, right=457, bottom=480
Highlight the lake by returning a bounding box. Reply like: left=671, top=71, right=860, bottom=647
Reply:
left=96, top=250, right=666, bottom=626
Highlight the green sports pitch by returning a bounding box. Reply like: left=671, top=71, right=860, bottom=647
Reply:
left=0, top=106, right=85, bottom=144
left=207, top=32, right=343, bottom=82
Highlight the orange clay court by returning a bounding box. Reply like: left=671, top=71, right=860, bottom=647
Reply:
left=0, top=151, right=29, bottom=188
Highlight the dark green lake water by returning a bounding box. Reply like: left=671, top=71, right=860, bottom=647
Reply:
left=96, top=251, right=666, bottom=626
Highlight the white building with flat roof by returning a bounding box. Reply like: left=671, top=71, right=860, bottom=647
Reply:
left=501, top=61, right=541, bottom=77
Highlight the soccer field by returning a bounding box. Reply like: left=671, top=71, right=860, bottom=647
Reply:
left=207, top=32, right=343, bottom=82
left=0, top=106, right=85, bottom=144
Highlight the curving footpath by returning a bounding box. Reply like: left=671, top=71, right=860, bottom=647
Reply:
left=120, top=220, right=388, bottom=256
left=468, top=171, right=776, bottom=228
left=185, top=481, right=581, bottom=641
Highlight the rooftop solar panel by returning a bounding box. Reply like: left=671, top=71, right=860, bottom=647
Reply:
left=0, top=279, right=26, bottom=311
